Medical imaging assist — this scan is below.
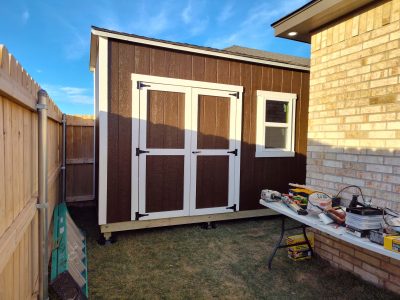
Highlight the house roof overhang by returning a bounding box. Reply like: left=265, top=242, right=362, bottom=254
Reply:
left=271, top=0, right=375, bottom=43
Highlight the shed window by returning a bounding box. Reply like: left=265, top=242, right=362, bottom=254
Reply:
left=256, top=91, right=297, bottom=157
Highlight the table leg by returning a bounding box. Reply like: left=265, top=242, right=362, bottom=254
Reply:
left=268, top=216, right=285, bottom=270
left=302, top=225, right=313, bottom=256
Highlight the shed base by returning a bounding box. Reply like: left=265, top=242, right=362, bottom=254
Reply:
left=100, top=209, right=278, bottom=237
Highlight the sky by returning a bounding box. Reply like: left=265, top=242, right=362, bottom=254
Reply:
left=0, top=0, right=310, bottom=115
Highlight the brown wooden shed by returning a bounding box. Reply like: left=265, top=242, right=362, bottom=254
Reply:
left=89, top=27, right=310, bottom=239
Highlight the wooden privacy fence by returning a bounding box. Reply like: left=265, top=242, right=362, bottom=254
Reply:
left=66, top=115, right=95, bottom=203
left=0, top=45, right=62, bottom=299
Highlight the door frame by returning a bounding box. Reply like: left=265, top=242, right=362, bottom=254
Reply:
left=131, top=74, right=243, bottom=221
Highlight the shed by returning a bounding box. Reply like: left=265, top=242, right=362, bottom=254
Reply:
left=89, top=27, right=310, bottom=239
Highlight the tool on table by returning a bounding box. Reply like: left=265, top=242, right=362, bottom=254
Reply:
left=261, top=189, right=282, bottom=201
left=325, top=207, right=346, bottom=225
left=282, top=195, right=308, bottom=215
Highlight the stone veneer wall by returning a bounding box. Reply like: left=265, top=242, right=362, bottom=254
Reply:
left=306, top=0, right=400, bottom=294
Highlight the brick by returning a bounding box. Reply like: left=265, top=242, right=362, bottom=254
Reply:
left=362, top=263, right=389, bottom=279
left=333, top=241, right=353, bottom=255
left=342, top=177, right=365, bottom=187
left=366, top=164, right=393, bottom=174
left=384, top=157, right=400, bottom=166
left=389, top=274, right=400, bottom=285
left=360, top=248, right=390, bottom=262
left=337, top=154, right=358, bottom=162
left=353, top=266, right=382, bottom=286
left=363, top=34, right=390, bottom=49
left=385, top=281, right=400, bottom=295
left=316, top=248, right=333, bottom=261
left=390, top=258, right=400, bottom=268
left=340, top=252, right=362, bottom=267
left=382, top=261, right=400, bottom=277
left=358, top=155, right=384, bottom=164
left=332, top=255, right=354, bottom=271
left=354, top=250, right=381, bottom=267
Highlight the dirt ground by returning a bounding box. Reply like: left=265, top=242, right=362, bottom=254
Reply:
left=62, top=206, right=398, bottom=300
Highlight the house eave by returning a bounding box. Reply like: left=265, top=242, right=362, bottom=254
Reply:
left=271, top=0, right=375, bottom=43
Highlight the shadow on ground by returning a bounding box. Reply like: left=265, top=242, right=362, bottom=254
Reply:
left=66, top=206, right=398, bottom=300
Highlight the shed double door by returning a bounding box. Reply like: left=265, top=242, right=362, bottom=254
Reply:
left=134, top=79, right=241, bottom=221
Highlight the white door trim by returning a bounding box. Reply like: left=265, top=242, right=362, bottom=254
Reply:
left=189, top=88, right=241, bottom=216
left=132, top=74, right=243, bottom=93
left=135, top=83, right=191, bottom=221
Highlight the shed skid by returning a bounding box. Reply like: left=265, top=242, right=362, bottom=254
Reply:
left=100, top=209, right=278, bottom=238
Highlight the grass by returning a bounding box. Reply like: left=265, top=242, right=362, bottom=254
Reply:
left=66, top=206, right=398, bottom=300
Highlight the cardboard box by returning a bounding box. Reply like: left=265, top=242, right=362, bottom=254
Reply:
left=384, top=235, right=400, bottom=253
left=287, top=233, right=314, bottom=261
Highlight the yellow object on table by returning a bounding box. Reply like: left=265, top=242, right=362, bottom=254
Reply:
left=384, top=235, right=400, bottom=253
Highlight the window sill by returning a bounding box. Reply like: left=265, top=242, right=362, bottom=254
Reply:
left=255, top=150, right=295, bottom=158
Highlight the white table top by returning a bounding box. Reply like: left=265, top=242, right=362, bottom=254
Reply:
left=259, top=199, right=400, bottom=261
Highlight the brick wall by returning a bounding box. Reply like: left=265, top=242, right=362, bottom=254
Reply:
left=310, top=229, right=400, bottom=294
left=307, top=0, right=400, bottom=294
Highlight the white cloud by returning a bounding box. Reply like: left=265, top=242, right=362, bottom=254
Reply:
left=217, top=3, right=234, bottom=23
left=181, top=1, right=192, bottom=24
left=180, top=0, right=208, bottom=36
left=206, top=0, right=308, bottom=49
left=43, top=84, right=92, bottom=105
left=21, top=10, right=29, bottom=24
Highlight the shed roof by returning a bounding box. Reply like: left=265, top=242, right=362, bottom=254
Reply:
left=224, top=45, right=309, bottom=68
left=271, top=0, right=375, bottom=43
left=90, top=26, right=310, bottom=72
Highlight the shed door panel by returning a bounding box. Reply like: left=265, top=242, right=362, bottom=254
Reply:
left=190, top=88, right=240, bottom=215
left=197, top=95, right=230, bottom=149
left=137, top=83, right=191, bottom=220
left=196, top=156, right=229, bottom=209
left=146, top=156, right=184, bottom=212
left=147, top=90, right=185, bottom=149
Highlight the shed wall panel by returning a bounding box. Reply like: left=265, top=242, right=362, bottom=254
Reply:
left=107, top=39, right=309, bottom=222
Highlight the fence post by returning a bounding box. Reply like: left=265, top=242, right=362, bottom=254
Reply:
left=61, top=113, right=66, bottom=203
left=37, top=89, right=49, bottom=300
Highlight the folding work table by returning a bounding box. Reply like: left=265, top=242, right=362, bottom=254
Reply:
left=259, top=199, right=400, bottom=269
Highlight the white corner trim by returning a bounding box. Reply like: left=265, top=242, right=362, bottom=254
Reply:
left=98, top=36, right=108, bottom=225
left=92, top=28, right=309, bottom=72
left=255, top=90, right=297, bottom=158
left=131, top=74, right=243, bottom=92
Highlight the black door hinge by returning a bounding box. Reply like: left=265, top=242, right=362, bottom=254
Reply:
left=229, top=92, right=239, bottom=98
left=136, top=148, right=150, bottom=156
left=226, top=204, right=237, bottom=212
left=135, top=212, right=149, bottom=220
left=137, top=82, right=151, bottom=89
left=227, top=149, right=238, bottom=156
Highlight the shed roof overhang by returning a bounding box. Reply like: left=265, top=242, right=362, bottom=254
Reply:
left=89, top=26, right=310, bottom=72
left=271, top=0, right=375, bottom=43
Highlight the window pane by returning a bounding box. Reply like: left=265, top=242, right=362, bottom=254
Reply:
left=265, top=100, right=288, bottom=123
left=265, top=127, right=287, bottom=149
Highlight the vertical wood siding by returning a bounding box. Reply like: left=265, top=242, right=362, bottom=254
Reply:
left=107, top=39, right=309, bottom=223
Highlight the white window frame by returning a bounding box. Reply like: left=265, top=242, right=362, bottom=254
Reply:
left=255, top=90, right=297, bottom=158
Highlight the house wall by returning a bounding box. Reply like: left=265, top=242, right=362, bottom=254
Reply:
left=105, top=39, right=310, bottom=223
left=307, top=0, right=400, bottom=293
